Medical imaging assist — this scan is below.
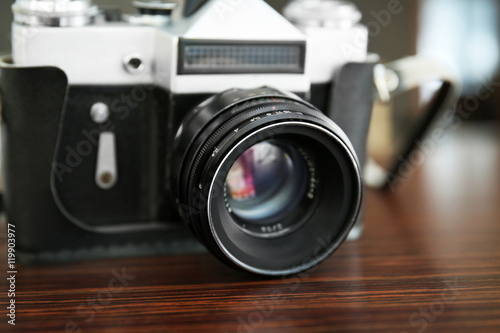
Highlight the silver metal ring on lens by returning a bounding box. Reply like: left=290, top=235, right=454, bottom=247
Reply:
left=208, top=121, right=362, bottom=276
left=12, top=0, right=99, bottom=27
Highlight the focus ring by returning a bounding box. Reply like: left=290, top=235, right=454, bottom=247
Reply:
left=173, top=88, right=362, bottom=275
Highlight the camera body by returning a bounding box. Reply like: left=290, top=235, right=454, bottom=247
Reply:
left=1, top=0, right=375, bottom=274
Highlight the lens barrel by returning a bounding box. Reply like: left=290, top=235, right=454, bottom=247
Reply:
left=172, top=87, right=362, bottom=276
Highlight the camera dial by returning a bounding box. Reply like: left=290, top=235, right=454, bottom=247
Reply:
left=12, top=0, right=99, bottom=27
left=132, top=0, right=178, bottom=16
left=128, top=0, right=178, bottom=25
left=284, top=0, right=362, bottom=28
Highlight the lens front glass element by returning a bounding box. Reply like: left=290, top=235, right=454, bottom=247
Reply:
left=224, top=140, right=309, bottom=237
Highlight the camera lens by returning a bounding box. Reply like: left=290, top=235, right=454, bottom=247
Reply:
left=225, top=140, right=309, bottom=237
left=173, top=87, right=362, bottom=276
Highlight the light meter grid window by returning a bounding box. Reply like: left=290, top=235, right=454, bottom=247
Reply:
left=184, top=45, right=301, bottom=69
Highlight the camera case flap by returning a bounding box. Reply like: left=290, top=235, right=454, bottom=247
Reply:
left=0, top=59, right=205, bottom=264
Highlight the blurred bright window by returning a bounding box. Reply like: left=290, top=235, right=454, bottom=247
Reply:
left=418, top=0, right=500, bottom=94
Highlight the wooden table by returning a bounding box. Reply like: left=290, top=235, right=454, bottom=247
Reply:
left=1, top=124, right=499, bottom=333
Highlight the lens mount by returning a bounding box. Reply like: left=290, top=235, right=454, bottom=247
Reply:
left=173, top=87, right=362, bottom=275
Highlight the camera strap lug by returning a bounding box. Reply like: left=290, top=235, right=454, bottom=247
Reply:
left=368, top=56, right=461, bottom=189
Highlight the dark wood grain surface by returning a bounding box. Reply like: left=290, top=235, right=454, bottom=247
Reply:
left=1, top=124, right=499, bottom=333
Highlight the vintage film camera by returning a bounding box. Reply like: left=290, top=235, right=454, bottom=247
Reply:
left=0, top=0, right=457, bottom=275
